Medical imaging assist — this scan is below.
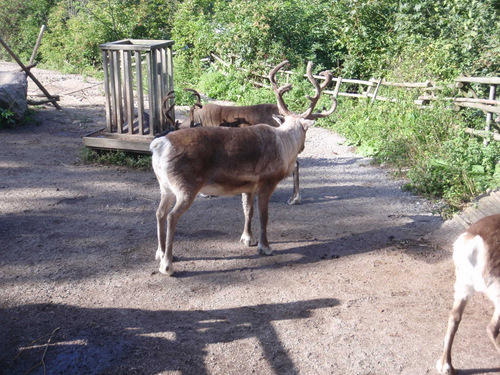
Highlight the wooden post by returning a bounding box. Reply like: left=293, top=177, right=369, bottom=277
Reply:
left=485, top=84, right=497, bottom=145
left=29, top=25, right=46, bottom=66
left=102, top=50, right=112, bottom=130
left=135, top=51, right=145, bottom=134
left=370, top=78, right=383, bottom=104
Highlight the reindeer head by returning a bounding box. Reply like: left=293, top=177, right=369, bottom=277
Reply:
left=268, top=60, right=337, bottom=133
left=162, top=91, right=180, bottom=130
left=184, top=89, right=203, bottom=128
left=162, top=89, right=203, bottom=130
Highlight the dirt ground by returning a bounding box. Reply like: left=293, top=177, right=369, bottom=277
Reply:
left=1, top=61, right=499, bottom=375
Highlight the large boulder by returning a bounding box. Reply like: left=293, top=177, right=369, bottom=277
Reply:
left=0, top=71, right=28, bottom=121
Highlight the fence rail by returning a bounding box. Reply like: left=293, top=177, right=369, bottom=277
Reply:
left=210, top=54, right=500, bottom=142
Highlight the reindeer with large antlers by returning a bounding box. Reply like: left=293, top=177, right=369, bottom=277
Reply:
left=150, top=60, right=337, bottom=275
left=161, top=66, right=339, bottom=204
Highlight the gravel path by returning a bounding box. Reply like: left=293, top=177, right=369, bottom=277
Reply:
left=1, top=61, right=499, bottom=374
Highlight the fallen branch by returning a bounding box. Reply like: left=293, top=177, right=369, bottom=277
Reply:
left=11, top=327, right=60, bottom=375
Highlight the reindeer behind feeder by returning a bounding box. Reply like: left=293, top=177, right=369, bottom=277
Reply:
left=150, top=60, right=337, bottom=275
left=160, top=65, right=336, bottom=205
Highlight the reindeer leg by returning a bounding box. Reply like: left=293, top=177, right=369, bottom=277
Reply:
left=159, top=191, right=196, bottom=276
left=155, top=190, right=175, bottom=261
left=437, top=292, right=471, bottom=375
left=240, top=192, right=257, bottom=246
left=487, top=301, right=500, bottom=354
left=287, top=160, right=301, bottom=205
left=256, top=184, right=277, bottom=255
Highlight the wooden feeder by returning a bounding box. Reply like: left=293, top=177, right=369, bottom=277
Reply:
left=83, top=39, right=174, bottom=153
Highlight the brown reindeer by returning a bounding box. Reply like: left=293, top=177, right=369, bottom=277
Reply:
left=160, top=65, right=337, bottom=205
left=437, top=213, right=500, bottom=374
left=150, top=60, right=337, bottom=275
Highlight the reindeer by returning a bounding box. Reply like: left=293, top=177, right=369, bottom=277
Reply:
left=437, top=213, right=500, bottom=375
left=150, top=60, right=337, bottom=275
left=161, top=69, right=337, bottom=204
left=180, top=88, right=281, bottom=128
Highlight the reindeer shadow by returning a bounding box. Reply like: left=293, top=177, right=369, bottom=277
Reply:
left=1, top=299, right=339, bottom=375
left=457, top=368, right=500, bottom=374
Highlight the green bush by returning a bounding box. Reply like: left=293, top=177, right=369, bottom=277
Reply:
left=0, top=108, right=16, bottom=128
left=325, top=94, right=500, bottom=214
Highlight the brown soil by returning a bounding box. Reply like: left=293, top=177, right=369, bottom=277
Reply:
left=1, top=62, right=499, bottom=375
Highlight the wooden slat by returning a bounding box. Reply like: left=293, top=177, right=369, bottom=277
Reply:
left=135, top=51, right=145, bottom=135
left=109, top=51, right=118, bottom=132
left=455, top=101, right=500, bottom=114
left=124, top=50, right=134, bottom=134
left=454, top=189, right=500, bottom=228
left=102, top=51, right=112, bottom=132
left=456, top=76, right=500, bottom=85
left=83, top=134, right=152, bottom=153
left=146, top=52, right=156, bottom=134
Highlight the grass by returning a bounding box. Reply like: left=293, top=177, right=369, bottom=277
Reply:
left=323, top=95, right=500, bottom=216
left=81, top=148, right=152, bottom=170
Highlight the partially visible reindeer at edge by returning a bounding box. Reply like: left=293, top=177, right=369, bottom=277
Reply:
left=437, top=213, right=500, bottom=375
left=150, top=60, right=337, bottom=275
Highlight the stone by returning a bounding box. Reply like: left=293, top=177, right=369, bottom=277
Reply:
left=0, top=71, right=28, bottom=121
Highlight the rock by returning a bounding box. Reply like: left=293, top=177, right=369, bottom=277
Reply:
left=0, top=71, right=28, bottom=121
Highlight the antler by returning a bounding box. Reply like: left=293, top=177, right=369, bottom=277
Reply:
left=162, top=91, right=177, bottom=130
left=268, top=60, right=293, bottom=116
left=269, top=60, right=338, bottom=119
left=184, top=88, right=202, bottom=106
left=300, top=62, right=337, bottom=119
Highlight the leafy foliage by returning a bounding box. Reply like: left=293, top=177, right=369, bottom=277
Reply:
left=1, top=0, right=499, bottom=212
left=0, top=108, right=16, bottom=128
left=325, top=95, right=500, bottom=214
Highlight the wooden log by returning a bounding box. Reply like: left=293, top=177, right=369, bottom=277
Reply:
left=381, top=80, right=433, bottom=88
left=29, top=25, right=46, bottom=66
left=464, top=127, right=500, bottom=142
left=485, top=84, right=497, bottom=145
left=456, top=76, right=500, bottom=85
left=454, top=97, right=500, bottom=106
left=418, top=96, right=500, bottom=106
left=211, top=53, right=231, bottom=68
left=370, top=78, right=383, bottom=104
left=454, top=101, right=500, bottom=115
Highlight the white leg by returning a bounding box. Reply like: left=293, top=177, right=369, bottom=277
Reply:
left=257, top=184, right=276, bottom=255
left=436, top=293, right=471, bottom=375
left=487, top=302, right=500, bottom=354
left=159, top=192, right=196, bottom=276
left=155, top=190, right=175, bottom=261
left=240, top=192, right=257, bottom=246
left=287, top=160, right=301, bottom=205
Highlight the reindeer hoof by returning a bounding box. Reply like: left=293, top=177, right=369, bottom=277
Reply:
left=159, top=260, right=174, bottom=276
left=287, top=196, right=301, bottom=205
left=258, top=245, right=274, bottom=256
left=240, top=234, right=257, bottom=247
left=436, top=359, right=455, bottom=375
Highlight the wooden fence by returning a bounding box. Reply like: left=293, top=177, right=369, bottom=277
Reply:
left=211, top=54, right=500, bottom=142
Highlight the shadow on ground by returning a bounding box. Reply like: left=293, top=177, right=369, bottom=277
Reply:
left=1, top=298, right=339, bottom=375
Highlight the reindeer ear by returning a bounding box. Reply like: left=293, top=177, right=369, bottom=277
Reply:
left=300, top=118, right=314, bottom=131
left=272, top=115, right=284, bottom=125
